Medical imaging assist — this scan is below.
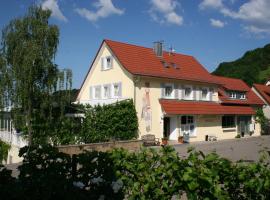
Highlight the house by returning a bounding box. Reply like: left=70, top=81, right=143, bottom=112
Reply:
left=252, top=82, right=270, bottom=119
left=76, top=39, right=264, bottom=142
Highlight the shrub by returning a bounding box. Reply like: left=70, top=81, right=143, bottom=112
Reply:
left=80, top=99, right=138, bottom=143
left=0, top=140, right=10, bottom=162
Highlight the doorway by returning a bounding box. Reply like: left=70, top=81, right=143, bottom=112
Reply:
left=163, top=117, right=170, bottom=138
left=237, top=116, right=251, bottom=137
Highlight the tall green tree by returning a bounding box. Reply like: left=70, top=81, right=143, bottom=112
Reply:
left=0, top=6, right=72, bottom=145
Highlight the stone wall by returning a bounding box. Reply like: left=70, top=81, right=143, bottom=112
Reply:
left=57, top=139, right=143, bottom=155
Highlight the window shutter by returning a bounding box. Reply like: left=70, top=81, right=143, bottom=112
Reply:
left=178, top=85, right=182, bottom=99
left=209, top=88, right=213, bottom=101
left=174, top=84, right=178, bottom=99
left=101, top=57, right=105, bottom=70
left=108, top=84, right=111, bottom=98
left=118, top=82, right=122, bottom=97
left=90, top=86, right=93, bottom=99
left=110, top=56, right=113, bottom=68
left=193, top=87, right=196, bottom=100
left=161, top=83, right=165, bottom=98
left=182, top=86, right=185, bottom=99
left=199, top=88, right=202, bottom=100
left=97, top=85, right=101, bottom=99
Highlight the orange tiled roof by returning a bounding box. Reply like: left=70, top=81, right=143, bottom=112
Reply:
left=160, top=100, right=256, bottom=115
left=253, top=83, right=270, bottom=105
left=105, top=39, right=220, bottom=84
left=212, top=75, right=250, bottom=91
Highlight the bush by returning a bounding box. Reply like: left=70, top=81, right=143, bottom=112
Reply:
left=0, top=140, right=10, bottom=162
left=80, top=99, right=138, bottom=143
left=0, top=145, right=269, bottom=200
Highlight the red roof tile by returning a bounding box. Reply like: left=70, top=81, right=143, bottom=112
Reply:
left=160, top=100, right=256, bottom=115
left=212, top=75, right=250, bottom=91
left=253, top=83, right=270, bottom=105
left=105, top=39, right=220, bottom=84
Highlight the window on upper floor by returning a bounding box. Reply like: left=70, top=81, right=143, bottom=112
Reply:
left=103, top=85, right=110, bottom=99
left=113, top=82, right=122, bottom=98
left=201, top=88, right=209, bottom=100
left=101, top=56, right=113, bottom=70
left=94, top=86, right=101, bottom=99
left=164, top=84, right=173, bottom=98
left=184, top=86, right=192, bottom=100
left=228, top=91, right=246, bottom=100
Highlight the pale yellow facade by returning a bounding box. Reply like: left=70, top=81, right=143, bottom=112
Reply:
left=77, top=43, right=262, bottom=143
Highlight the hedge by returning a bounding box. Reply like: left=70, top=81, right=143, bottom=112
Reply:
left=80, top=99, right=138, bottom=143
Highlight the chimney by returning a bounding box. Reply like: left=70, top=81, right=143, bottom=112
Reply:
left=153, top=41, right=163, bottom=57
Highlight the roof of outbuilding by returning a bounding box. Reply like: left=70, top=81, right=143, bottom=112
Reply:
left=105, top=39, right=220, bottom=84
left=253, top=83, right=270, bottom=105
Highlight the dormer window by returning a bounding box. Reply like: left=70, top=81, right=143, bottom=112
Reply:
left=228, top=91, right=246, bottom=100
left=101, top=56, right=113, bottom=70
left=161, top=61, right=169, bottom=68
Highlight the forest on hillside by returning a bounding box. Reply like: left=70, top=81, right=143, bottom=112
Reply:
left=212, top=44, right=270, bottom=86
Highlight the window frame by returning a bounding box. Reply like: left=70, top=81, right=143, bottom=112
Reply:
left=201, top=87, right=209, bottom=101
left=102, top=85, right=110, bottom=99
left=102, top=56, right=113, bottom=70
left=94, top=86, right=101, bottom=99
left=113, top=83, right=121, bottom=98
left=164, top=83, right=174, bottom=99
left=184, top=85, right=193, bottom=100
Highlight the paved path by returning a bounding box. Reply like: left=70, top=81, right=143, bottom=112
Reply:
left=172, top=136, right=270, bottom=162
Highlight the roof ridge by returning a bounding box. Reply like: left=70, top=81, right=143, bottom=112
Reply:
left=104, top=39, right=193, bottom=58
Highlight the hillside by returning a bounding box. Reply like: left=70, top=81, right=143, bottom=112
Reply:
left=212, top=44, right=270, bottom=86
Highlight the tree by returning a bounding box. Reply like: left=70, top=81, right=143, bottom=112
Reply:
left=0, top=6, right=72, bottom=145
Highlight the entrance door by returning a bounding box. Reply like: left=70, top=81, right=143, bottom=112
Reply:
left=237, top=116, right=251, bottom=137
left=181, top=116, right=195, bottom=142
left=163, top=117, right=170, bottom=138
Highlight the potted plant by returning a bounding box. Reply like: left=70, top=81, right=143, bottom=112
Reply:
left=161, top=137, right=168, bottom=145
left=178, top=136, right=184, bottom=143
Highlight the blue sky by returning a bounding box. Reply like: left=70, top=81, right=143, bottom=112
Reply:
left=0, top=0, right=270, bottom=88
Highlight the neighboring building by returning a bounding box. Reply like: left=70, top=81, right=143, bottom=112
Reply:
left=252, top=83, right=270, bottom=119
left=76, top=39, right=264, bottom=142
left=0, top=107, right=27, bottom=164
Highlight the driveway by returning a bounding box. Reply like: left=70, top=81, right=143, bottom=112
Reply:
left=172, top=135, right=270, bottom=162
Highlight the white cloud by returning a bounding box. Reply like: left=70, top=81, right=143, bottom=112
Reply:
left=199, top=0, right=223, bottom=10
left=75, top=0, right=124, bottom=22
left=200, top=0, right=270, bottom=35
left=149, top=0, right=183, bottom=26
left=42, top=0, right=67, bottom=22
left=210, top=18, right=225, bottom=28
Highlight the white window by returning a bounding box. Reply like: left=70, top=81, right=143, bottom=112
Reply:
left=94, top=86, right=101, bottom=99
left=240, top=93, right=246, bottom=99
left=103, top=85, right=110, bottom=99
left=184, top=86, right=192, bottom=100
left=113, top=83, right=121, bottom=97
left=228, top=91, right=246, bottom=100
left=164, top=84, right=173, bottom=98
left=201, top=88, right=209, bottom=100
left=229, top=92, right=237, bottom=99
left=101, top=56, right=113, bottom=70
